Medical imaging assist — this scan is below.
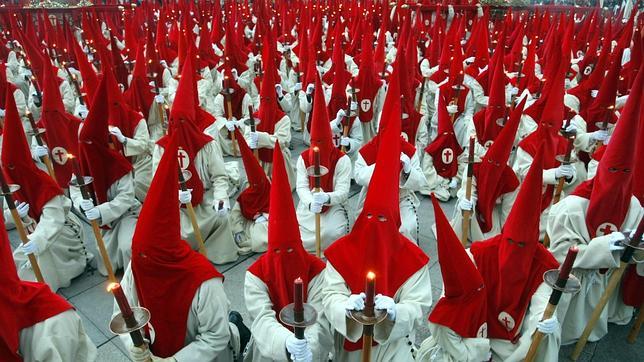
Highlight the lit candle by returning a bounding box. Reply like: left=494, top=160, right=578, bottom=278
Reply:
left=558, top=246, right=579, bottom=282
left=108, top=282, right=133, bottom=317
left=313, top=146, right=321, bottom=176
left=68, top=154, right=84, bottom=183
left=364, top=271, right=376, bottom=317
left=294, top=277, right=304, bottom=313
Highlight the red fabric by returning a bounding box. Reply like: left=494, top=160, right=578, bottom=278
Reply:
left=476, top=48, right=508, bottom=144
left=0, top=216, right=73, bottom=362
left=429, top=196, right=487, bottom=338
left=581, top=48, right=624, bottom=132
left=157, top=54, right=212, bottom=207
left=438, top=82, right=469, bottom=121
left=471, top=146, right=559, bottom=340
left=1, top=87, right=62, bottom=221
left=248, top=143, right=325, bottom=322
left=0, top=64, right=11, bottom=109
left=132, top=132, right=222, bottom=358
left=105, top=71, right=144, bottom=157
left=424, top=96, right=463, bottom=179
left=354, top=31, right=382, bottom=123
left=235, top=129, right=270, bottom=220
left=324, top=62, right=428, bottom=352
left=621, top=265, right=643, bottom=307
left=123, top=41, right=155, bottom=120
left=78, top=75, right=133, bottom=204
left=222, top=69, right=247, bottom=120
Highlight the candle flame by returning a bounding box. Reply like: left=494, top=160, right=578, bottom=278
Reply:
left=67, top=153, right=75, bottom=159
left=312, top=146, right=320, bottom=153
left=107, top=282, right=120, bottom=292
left=367, top=271, right=376, bottom=280
left=295, top=277, right=303, bottom=283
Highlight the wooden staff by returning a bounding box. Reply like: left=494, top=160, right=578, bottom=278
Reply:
left=0, top=167, right=45, bottom=283
left=69, top=155, right=116, bottom=283
left=571, top=218, right=644, bottom=360
left=149, top=74, right=167, bottom=132
left=177, top=166, right=207, bottom=257
left=627, top=300, right=644, bottom=343
left=416, top=77, right=427, bottom=112
left=62, top=62, right=85, bottom=106
left=362, top=272, right=376, bottom=362
left=525, top=246, right=579, bottom=362
left=297, top=72, right=305, bottom=132
left=313, top=147, right=322, bottom=258
left=461, top=137, right=475, bottom=246
left=248, top=105, right=259, bottom=159
left=449, top=84, right=463, bottom=123
left=25, top=111, right=56, bottom=180
left=340, top=94, right=352, bottom=153
left=223, top=77, right=239, bottom=156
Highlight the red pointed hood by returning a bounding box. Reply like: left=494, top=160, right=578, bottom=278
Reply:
left=0, top=214, right=72, bottom=362
left=478, top=46, right=508, bottom=144
left=424, top=93, right=464, bottom=179
left=582, top=47, right=624, bottom=131
left=474, top=97, right=525, bottom=234
left=123, top=41, right=155, bottom=120
left=1, top=84, right=62, bottom=221
left=573, top=62, right=643, bottom=238
left=429, top=195, right=487, bottom=338
left=354, top=31, right=382, bottom=123
left=235, top=128, right=270, bottom=220
left=70, top=31, right=98, bottom=102
left=471, top=144, right=559, bottom=340
left=132, top=132, right=221, bottom=358
left=104, top=68, right=143, bottom=145
left=78, top=74, right=133, bottom=204
left=40, top=61, right=65, bottom=113
left=325, top=61, right=428, bottom=304
left=248, top=142, right=325, bottom=320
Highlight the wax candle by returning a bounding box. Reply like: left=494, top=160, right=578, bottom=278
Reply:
left=313, top=146, right=321, bottom=176
left=365, top=271, right=376, bottom=316
left=294, top=277, right=304, bottom=314
left=108, top=282, right=133, bottom=317
left=558, top=246, right=579, bottom=281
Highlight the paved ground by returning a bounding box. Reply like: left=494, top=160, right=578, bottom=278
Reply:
left=7, top=131, right=642, bottom=361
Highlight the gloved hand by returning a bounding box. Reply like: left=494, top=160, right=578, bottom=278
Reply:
left=0, top=108, right=5, bottom=117
left=510, top=87, right=519, bottom=95
left=154, top=94, right=165, bottom=104
left=476, top=3, right=484, bottom=17
left=536, top=316, right=559, bottom=334
left=159, top=60, right=168, bottom=67
left=590, top=89, right=599, bottom=98
left=178, top=189, right=192, bottom=204
left=85, top=206, right=101, bottom=221
left=400, top=153, right=412, bottom=173
left=109, top=127, right=126, bottom=143
left=448, top=178, right=458, bottom=189
left=215, top=201, right=229, bottom=217
left=335, top=109, right=347, bottom=122
left=608, top=231, right=626, bottom=251
left=591, top=129, right=609, bottom=142
left=447, top=104, right=458, bottom=114
left=275, top=84, right=283, bottom=96
left=312, top=191, right=330, bottom=206
left=285, top=334, right=313, bottom=362
left=80, top=199, right=95, bottom=211
left=294, top=82, right=303, bottom=92
left=375, top=294, right=397, bottom=321
left=554, top=164, right=576, bottom=179
left=340, top=137, right=350, bottom=147
left=76, top=104, right=89, bottom=119
left=350, top=101, right=358, bottom=112
left=564, top=123, right=577, bottom=134
left=458, top=198, right=474, bottom=211
left=255, top=214, right=268, bottom=223
left=345, top=293, right=366, bottom=311
left=306, top=83, right=315, bottom=95
left=34, top=145, right=48, bottom=158
left=19, top=237, right=39, bottom=256
left=16, top=201, right=30, bottom=219
left=231, top=68, right=239, bottom=80
left=248, top=131, right=259, bottom=149
left=225, top=118, right=239, bottom=132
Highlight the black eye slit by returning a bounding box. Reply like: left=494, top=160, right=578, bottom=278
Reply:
left=274, top=249, right=281, bottom=254
left=608, top=167, right=618, bottom=173
left=378, top=215, right=387, bottom=222
left=366, top=213, right=373, bottom=219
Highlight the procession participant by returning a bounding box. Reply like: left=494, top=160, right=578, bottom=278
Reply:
left=115, top=132, right=246, bottom=362
left=352, top=30, right=385, bottom=142
left=2, top=89, right=88, bottom=292
left=69, top=74, right=140, bottom=276
left=275, top=41, right=303, bottom=132
left=229, top=129, right=270, bottom=254
left=244, top=142, right=332, bottom=362
left=295, top=74, right=352, bottom=254
left=329, top=99, right=363, bottom=165
left=470, top=145, right=563, bottom=361
left=416, top=196, right=490, bottom=362
left=451, top=97, right=524, bottom=243
left=323, top=67, right=432, bottom=360
left=0, top=63, right=27, bottom=128
left=154, top=53, right=238, bottom=265
left=0, top=217, right=96, bottom=362
left=546, top=64, right=644, bottom=345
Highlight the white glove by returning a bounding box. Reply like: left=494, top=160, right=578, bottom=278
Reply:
left=215, top=201, right=229, bottom=217
left=23, top=69, right=33, bottom=78
left=306, top=83, right=314, bottom=95
left=345, top=293, right=366, bottom=311
left=447, top=104, right=458, bottom=114
left=248, top=131, right=259, bottom=149
left=608, top=231, right=626, bottom=251
left=0, top=108, right=5, bottom=117
left=400, top=153, right=412, bottom=173
left=19, top=237, right=39, bottom=256
left=34, top=145, right=48, bottom=158
left=458, top=198, right=474, bottom=211
left=16, top=201, right=30, bottom=219
left=350, top=101, right=358, bottom=111
left=590, top=89, right=599, bottom=98
left=476, top=3, right=484, bottom=17
left=565, top=78, right=573, bottom=89
left=285, top=334, right=312, bottom=362
left=231, top=68, right=239, bottom=80
left=340, top=137, right=350, bottom=147
left=76, top=104, right=89, bottom=119
left=554, top=164, right=576, bottom=179
left=85, top=206, right=101, bottom=221
left=109, top=127, right=126, bottom=143
left=536, top=316, right=559, bottom=334
left=154, top=94, right=165, bottom=104
left=159, top=60, right=168, bottom=67
left=129, top=346, right=151, bottom=362
left=275, top=84, right=283, bottom=96
left=591, top=129, right=609, bottom=142
left=294, top=82, right=302, bottom=92
left=225, top=119, right=238, bottom=132
left=335, top=109, right=347, bottom=122
left=510, top=87, right=519, bottom=95
left=448, top=178, right=458, bottom=189
left=375, top=294, right=397, bottom=321
left=313, top=191, right=330, bottom=205
left=80, top=199, right=94, bottom=211
left=255, top=214, right=268, bottom=223
left=178, top=189, right=192, bottom=204
left=310, top=200, right=323, bottom=214
left=564, top=123, right=577, bottom=134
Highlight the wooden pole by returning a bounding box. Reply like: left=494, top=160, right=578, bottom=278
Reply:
left=571, top=219, right=644, bottom=360
left=226, top=97, right=239, bottom=157
left=627, top=300, right=644, bottom=344
left=26, top=112, right=56, bottom=180
left=177, top=167, right=207, bottom=257
left=461, top=137, right=475, bottom=246
left=248, top=105, right=259, bottom=160
left=543, top=133, right=576, bottom=247
left=313, top=147, right=322, bottom=258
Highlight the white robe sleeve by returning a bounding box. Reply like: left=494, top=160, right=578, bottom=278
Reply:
left=94, top=173, right=138, bottom=226
left=123, top=119, right=153, bottom=157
